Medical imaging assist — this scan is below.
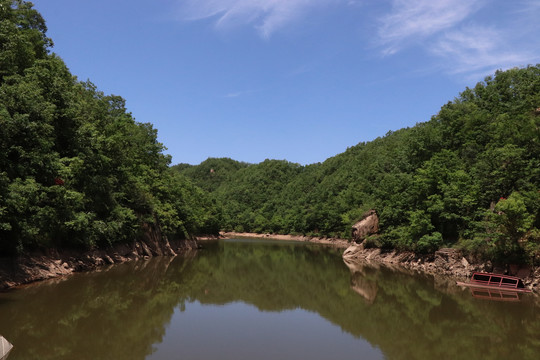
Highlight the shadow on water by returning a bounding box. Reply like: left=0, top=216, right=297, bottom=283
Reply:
left=0, top=239, right=538, bottom=360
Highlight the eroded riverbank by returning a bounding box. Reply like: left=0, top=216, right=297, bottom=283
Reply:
left=0, top=238, right=197, bottom=290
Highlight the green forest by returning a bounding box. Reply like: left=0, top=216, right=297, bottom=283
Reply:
left=174, top=66, right=540, bottom=264
left=0, top=1, right=219, bottom=255
left=1, top=1, right=539, bottom=265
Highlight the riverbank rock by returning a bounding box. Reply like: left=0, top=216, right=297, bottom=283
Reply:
left=0, top=237, right=198, bottom=291
left=351, top=210, right=379, bottom=242
left=343, top=243, right=365, bottom=259
left=342, top=244, right=539, bottom=292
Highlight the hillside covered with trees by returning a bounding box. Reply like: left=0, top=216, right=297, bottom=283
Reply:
left=2, top=1, right=539, bottom=266
left=175, top=65, right=540, bottom=264
left=0, top=0, right=219, bottom=255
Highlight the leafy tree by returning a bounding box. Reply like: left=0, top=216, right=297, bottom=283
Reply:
left=179, top=64, right=540, bottom=264
left=0, top=1, right=217, bottom=255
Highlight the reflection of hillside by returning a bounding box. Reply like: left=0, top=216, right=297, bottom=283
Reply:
left=0, top=256, right=187, bottom=360
left=1, top=240, right=539, bottom=360
left=179, top=241, right=540, bottom=360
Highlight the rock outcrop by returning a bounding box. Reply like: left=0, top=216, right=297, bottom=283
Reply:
left=351, top=210, right=379, bottom=242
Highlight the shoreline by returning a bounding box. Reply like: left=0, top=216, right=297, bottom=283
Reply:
left=218, top=232, right=540, bottom=293
left=2, top=231, right=538, bottom=293
left=217, top=232, right=351, bottom=248
left=0, top=238, right=197, bottom=291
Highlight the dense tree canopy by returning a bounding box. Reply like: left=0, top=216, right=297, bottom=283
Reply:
left=2, top=1, right=539, bottom=265
left=0, top=1, right=218, bottom=255
left=176, top=65, right=540, bottom=264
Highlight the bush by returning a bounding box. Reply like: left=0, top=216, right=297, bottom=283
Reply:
left=416, top=232, right=443, bottom=254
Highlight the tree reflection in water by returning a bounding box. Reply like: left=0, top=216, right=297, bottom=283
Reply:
left=0, top=239, right=538, bottom=360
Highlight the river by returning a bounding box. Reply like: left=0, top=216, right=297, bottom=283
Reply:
left=0, top=238, right=538, bottom=359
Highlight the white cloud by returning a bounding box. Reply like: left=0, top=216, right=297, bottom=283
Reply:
left=176, top=0, right=540, bottom=79
left=377, top=0, right=540, bottom=78
left=431, top=25, right=537, bottom=78
left=377, top=0, right=483, bottom=55
left=177, top=0, right=339, bottom=38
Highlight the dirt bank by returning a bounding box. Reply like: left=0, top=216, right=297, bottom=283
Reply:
left=219, top=232, right=351, bottom=248
left=0, top=238, right=197, bottom=291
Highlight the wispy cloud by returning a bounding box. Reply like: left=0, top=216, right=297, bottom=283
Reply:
left=177, top=0, right=340, bottom=38
left=431, top=25, right=537, bottom=78
left=377, top=0, right=540, bottom=78
left=177, top=0, right=540, bottom=79
left=377, top=0, right=483, bottom=55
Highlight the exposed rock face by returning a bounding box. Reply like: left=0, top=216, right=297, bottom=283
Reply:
left=0, top=233, right=198, bottom=290
left=343, top=244, right=539, bottom=292
left=351, top=210, right=379, bottom=242
left=344, top=245, right=475, bottom=278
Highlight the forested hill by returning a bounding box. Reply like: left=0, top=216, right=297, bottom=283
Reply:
left=2, top=2, right=539, bottom=265
left=175, top=65, right=540, bottom=264
left=0, top=1, right=218, bottom=255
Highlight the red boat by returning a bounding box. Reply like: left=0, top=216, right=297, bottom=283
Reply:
left=456, top=272, right=532, bottom=293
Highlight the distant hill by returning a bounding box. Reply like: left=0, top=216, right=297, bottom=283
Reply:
left=175, top=65, right=540, bottom=264
left=171, top=158, right=250, bottom=192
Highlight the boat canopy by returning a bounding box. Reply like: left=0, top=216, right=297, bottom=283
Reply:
left=471, top=272, right=526, bottom=289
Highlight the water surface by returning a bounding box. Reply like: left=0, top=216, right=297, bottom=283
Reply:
left=0, top=239, right=538, bottom=359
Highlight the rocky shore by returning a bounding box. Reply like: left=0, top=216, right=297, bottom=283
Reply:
left=0, top=237, right=197, bottom=291
left=343, top=243, right=540, bottom=293
left=2, top=231, right=538, bottom=293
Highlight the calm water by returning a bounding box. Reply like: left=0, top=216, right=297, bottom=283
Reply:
left=0, top=238, right=539, bottom=360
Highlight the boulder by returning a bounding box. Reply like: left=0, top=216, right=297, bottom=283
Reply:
left=343, top=243, right=365, bottom=261
left=351, top=210, right=379, bottom=242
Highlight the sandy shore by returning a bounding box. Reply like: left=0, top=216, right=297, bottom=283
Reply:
left=217, top=232, right=351, bottom=248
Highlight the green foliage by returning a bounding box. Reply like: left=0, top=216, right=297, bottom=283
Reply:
left=493, top=192, right=535, bottom=241
left=481, top=192, right=537, bottom=263
left=171, top=157, right=249, bottom=192
left=179, top=65, right=540, bottom=263
left=4, top=2, right=539, bottom=264
left=0, top=0, right=53, bottom=80
left=417, top=232, right=443, bottom=254
left=0, top=1, right=216, bottom=254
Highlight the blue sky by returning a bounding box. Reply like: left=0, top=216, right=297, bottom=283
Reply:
left=34, top=0, right=540, bottom=166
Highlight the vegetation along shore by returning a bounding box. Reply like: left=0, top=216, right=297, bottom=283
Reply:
left=1, top=1, right=539, bottom=290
